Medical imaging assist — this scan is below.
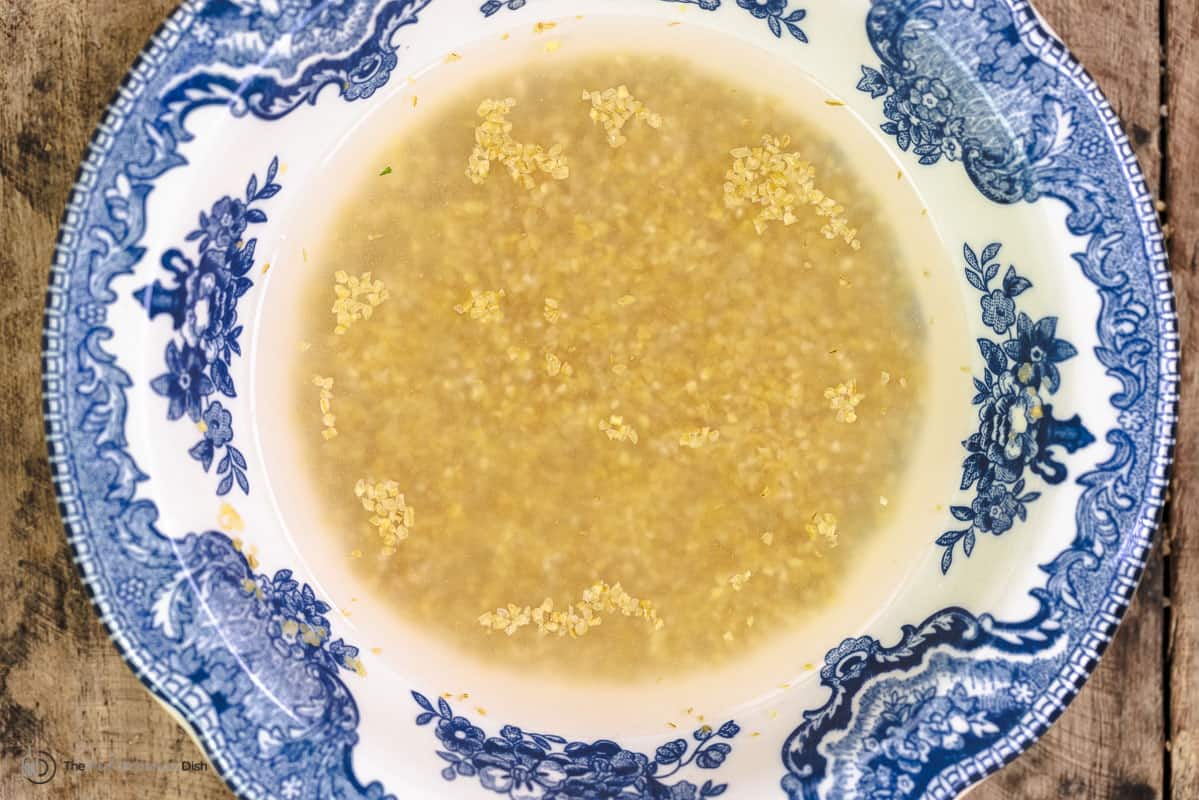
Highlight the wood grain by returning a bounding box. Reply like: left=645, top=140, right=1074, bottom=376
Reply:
left=1166, top=0, right=1199, bottom=795
left=0, top=1, right=1187, bottom=799
left=0, top=2, right=229, bottom=798
left=974, top=4, right=1170, bottom=798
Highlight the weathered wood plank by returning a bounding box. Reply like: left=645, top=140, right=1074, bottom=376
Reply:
left=1033, top=0, right=1164, bottom=187
left=972, top=0, right=1167, bottom=797
left=0, top=3, right=228, bottom=798
left=1166, top=0, right=1199, bottom=795
left=0, top=1, right=1180, bottom=799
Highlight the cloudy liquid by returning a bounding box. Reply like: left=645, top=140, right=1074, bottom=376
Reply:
left=287, top=44, right=929, bottom=681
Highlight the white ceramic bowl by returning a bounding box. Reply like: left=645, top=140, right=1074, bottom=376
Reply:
left=44, top=2, right=1175, bottom=798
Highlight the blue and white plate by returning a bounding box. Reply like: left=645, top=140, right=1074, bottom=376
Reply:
left=43, top=1, right=1176, bottom=798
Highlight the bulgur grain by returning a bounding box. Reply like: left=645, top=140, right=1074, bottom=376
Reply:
left=581, top=85, right=663, bottom=148
left=467, top=98, right=570, bottom=189
left=294, top=52, right=925, bottom=677
left=724, top=135, right=860, bottom=246
left=354, top=479, right=414, bottom=556
left=331, top=271, right=389, bottom=335
left=824, top=380, right=865, bottom=423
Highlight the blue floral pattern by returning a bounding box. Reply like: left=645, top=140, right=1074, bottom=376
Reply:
left=41, top=1, right=1174, bottom=799
left=187, top=1, right=362, bottom=74
left=872, top=684, right=1000, bottom=767
left=159, top=2, right=432, bottom=127
left=480, top=0, right=808, bottom=42
left=856, top=1, right=1088, bottom=210
left=781, top=613, right=1058, bottom=799
left=936, top=243, right=1094, bottom=572
left=858, top=68, right=965, bottom=166
left=414, top=693, right=739, bottom=799
left=776, top=1, right=1171, bottom=796
left=816, top=652, right=1033, bottom=800
left=480, top=0, right=529, bottom=14
left=47, top=3, right=463, bottom=800
left=137, top=158, right=281, bottom=496
left=147, top=528, right=382, bottom=800
left=254, top=568, right=362, bottom=675
left=736, top=0, right=808, bottom=41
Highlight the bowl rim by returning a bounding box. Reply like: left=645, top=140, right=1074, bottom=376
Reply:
left=40, top=1, right=1177, bottom=798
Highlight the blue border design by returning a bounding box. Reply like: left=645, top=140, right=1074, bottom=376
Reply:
left=413, top=693, right=740, bottom=799
left=43, top=3, right=427, bottom=798
left=778, top=1, right=1175, bottom=798
left=42, top=3, right=741, bottom=798
left=480, top=0, right=809, bottom=43
left=40, top=2, right=1176, bottom=799
left=136, top=157, right=283, bottom=496
left=935, top=242, right=1094, bottom=573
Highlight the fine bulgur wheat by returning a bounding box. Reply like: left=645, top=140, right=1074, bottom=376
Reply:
left=292, top=51, right=925, bottom=679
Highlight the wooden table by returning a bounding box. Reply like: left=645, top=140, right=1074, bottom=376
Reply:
left=0, top=1, right=1193, bottom=797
